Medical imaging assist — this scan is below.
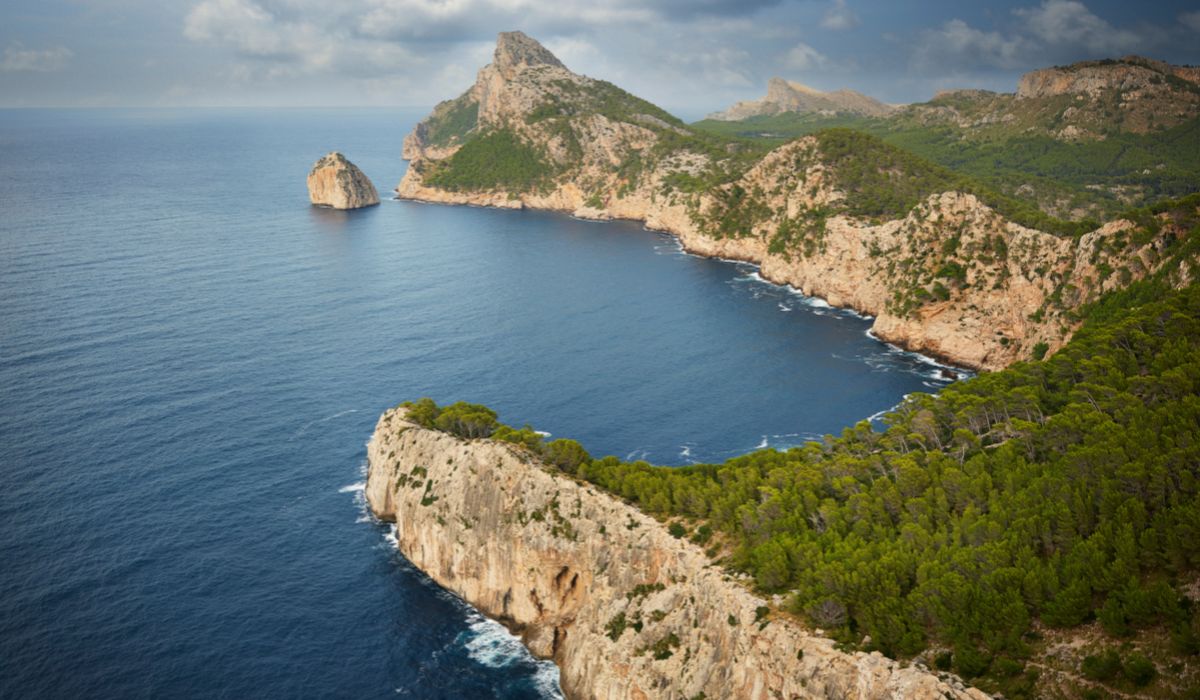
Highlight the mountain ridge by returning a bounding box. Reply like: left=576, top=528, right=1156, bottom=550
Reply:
left=706, top=77, right=898, bottom=121
left=395, top=32, right=1197, bottom=371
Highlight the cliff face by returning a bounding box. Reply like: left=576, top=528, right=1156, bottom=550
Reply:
left=366, top=407, right=989, bottom=700
left=396, top=34, right=1194, bottom=371
left=909, top=55, right=1200, bottom=139
left=307, top=152, right=379, bottom=209
left=708, top=78, right=897, bottom=121
left=1018, top=55, right=1200, bottom=99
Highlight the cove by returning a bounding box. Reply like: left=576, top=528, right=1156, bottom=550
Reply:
left=1, top=108, right=959, bottom=698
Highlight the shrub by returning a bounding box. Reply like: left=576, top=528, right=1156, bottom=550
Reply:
left=1123, top=653, right=1157, bottom=687
left=542, top=438, right=591, bottom=474
left=1081, top=650, right=1122, bottom=682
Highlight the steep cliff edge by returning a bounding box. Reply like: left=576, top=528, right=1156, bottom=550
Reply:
left=366, top=407, right=989, bottom=700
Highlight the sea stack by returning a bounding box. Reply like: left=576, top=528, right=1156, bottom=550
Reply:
left=307, top=152, right=379, bottom=209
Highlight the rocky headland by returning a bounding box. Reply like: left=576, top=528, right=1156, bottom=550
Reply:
left=307, top=152, right=379, bottom=209
left=395, top=33, right=1195, bottom=371
left=366, top=407, right=990, bottom=700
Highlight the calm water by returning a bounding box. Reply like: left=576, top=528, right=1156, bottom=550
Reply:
left=0, top=108, right=958, bottom=698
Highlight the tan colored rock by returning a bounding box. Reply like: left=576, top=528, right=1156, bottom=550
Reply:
left=307, top=152, right=379, bottom=210
left=708, top=77, right=898, bottom=121
left=1018, top=55, right=1200, bottom=99
left=366, top=408, right=991, bottom=700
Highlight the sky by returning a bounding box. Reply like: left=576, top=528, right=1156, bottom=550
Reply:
left=3, top=0, right=1200, bottom=116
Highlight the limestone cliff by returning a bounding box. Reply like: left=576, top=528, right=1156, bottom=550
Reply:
left=396, top=33, right=1197, bottom=371
left=366, top=407, right=990, bottom=700
left=307, top=152, right=379, bottom=209
left=707, top=78, right=897, bottom=121
left=909, top=55, right=1200, bottom=139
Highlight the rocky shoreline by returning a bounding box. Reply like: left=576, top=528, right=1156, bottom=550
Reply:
left=395, top=171, right=1147, bottom=372
left=366, top=407, right=989, bottom=700
left=395, top=188, right=977, bottom=374
left=390, top=32, right=1187, bottom=373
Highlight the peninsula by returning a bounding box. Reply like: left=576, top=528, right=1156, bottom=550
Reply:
left=396, top=32, right=1196, bottom=370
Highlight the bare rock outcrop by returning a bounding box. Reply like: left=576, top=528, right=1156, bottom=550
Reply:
left=1018, top=55, right=1200, bottom=99
left=366, top=408, right=990, bottom=700
left=307, top=152, right=379, bottom=209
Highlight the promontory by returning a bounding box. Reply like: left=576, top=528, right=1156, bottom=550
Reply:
left=395, top=32, right=1197, bottom=371
left=366, top=406, right=989, bottom=700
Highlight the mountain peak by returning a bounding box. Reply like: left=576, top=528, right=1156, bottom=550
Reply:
left=494, top=31, right=565, bottom=77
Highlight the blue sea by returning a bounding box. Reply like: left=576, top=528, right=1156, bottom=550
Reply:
left=0, top=108, right=960, bottom=698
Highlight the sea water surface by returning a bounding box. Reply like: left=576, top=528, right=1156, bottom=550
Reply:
left=0, top=108, right=960, bottom=698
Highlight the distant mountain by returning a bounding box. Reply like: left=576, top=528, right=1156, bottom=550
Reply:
left=909, top=55, right=1200, bottom=140
left=707, top=77, right=897, bottom=121
left=693, top=55, right=1200, bottom=221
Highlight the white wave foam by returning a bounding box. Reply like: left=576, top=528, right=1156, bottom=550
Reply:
left=862, top=329, right=974, bottom=381
left=338, top=481, right=365, bottom=493
left=865, top=396, right=910, bottom=424
left=460, top=614, right=565, bottom=697
left=753, top=436, right=769, bottom=450
left=291, top=408, right=360, bottom=439
left=464, top=615, right=530, bottom=668
left=534, top=430, right=551, bottom=438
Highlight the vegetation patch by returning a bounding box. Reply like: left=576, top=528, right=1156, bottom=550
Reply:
left=424, top=129, right=554, bottom=192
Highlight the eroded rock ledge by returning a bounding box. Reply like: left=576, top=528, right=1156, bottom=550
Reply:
left=366, top=407, right=989, bottom=700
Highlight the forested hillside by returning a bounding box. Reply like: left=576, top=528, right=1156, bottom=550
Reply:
left=403, top=277, right=1200, bottom=697
left=694, top=56, right=1200, bottom=222
left=692, top=111, right=1200, bottom=223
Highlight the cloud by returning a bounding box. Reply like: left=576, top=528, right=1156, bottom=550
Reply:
left=183, top=0, right=414, bottom=76
left=913, top=19, right=1028, bottom=71
left=176, top=0, right=787, bottom=105
left=781, top=42, right=830, bottom=71
left=1014, top=0, right=1141, bottom=54
left=911, top=1, right=1163, bottom=74
left=820, top=0, right=859, bottom=31
left=2, top=44, right=74, bottom=73
left=1181, top=11, right=1200, bottom=33
left=659, top=44, right=755, bottom=88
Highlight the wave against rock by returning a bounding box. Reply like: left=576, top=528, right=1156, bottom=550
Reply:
left=307, top=152, right=379, bottom=210
left=366, top=407, right=989, bottom=700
